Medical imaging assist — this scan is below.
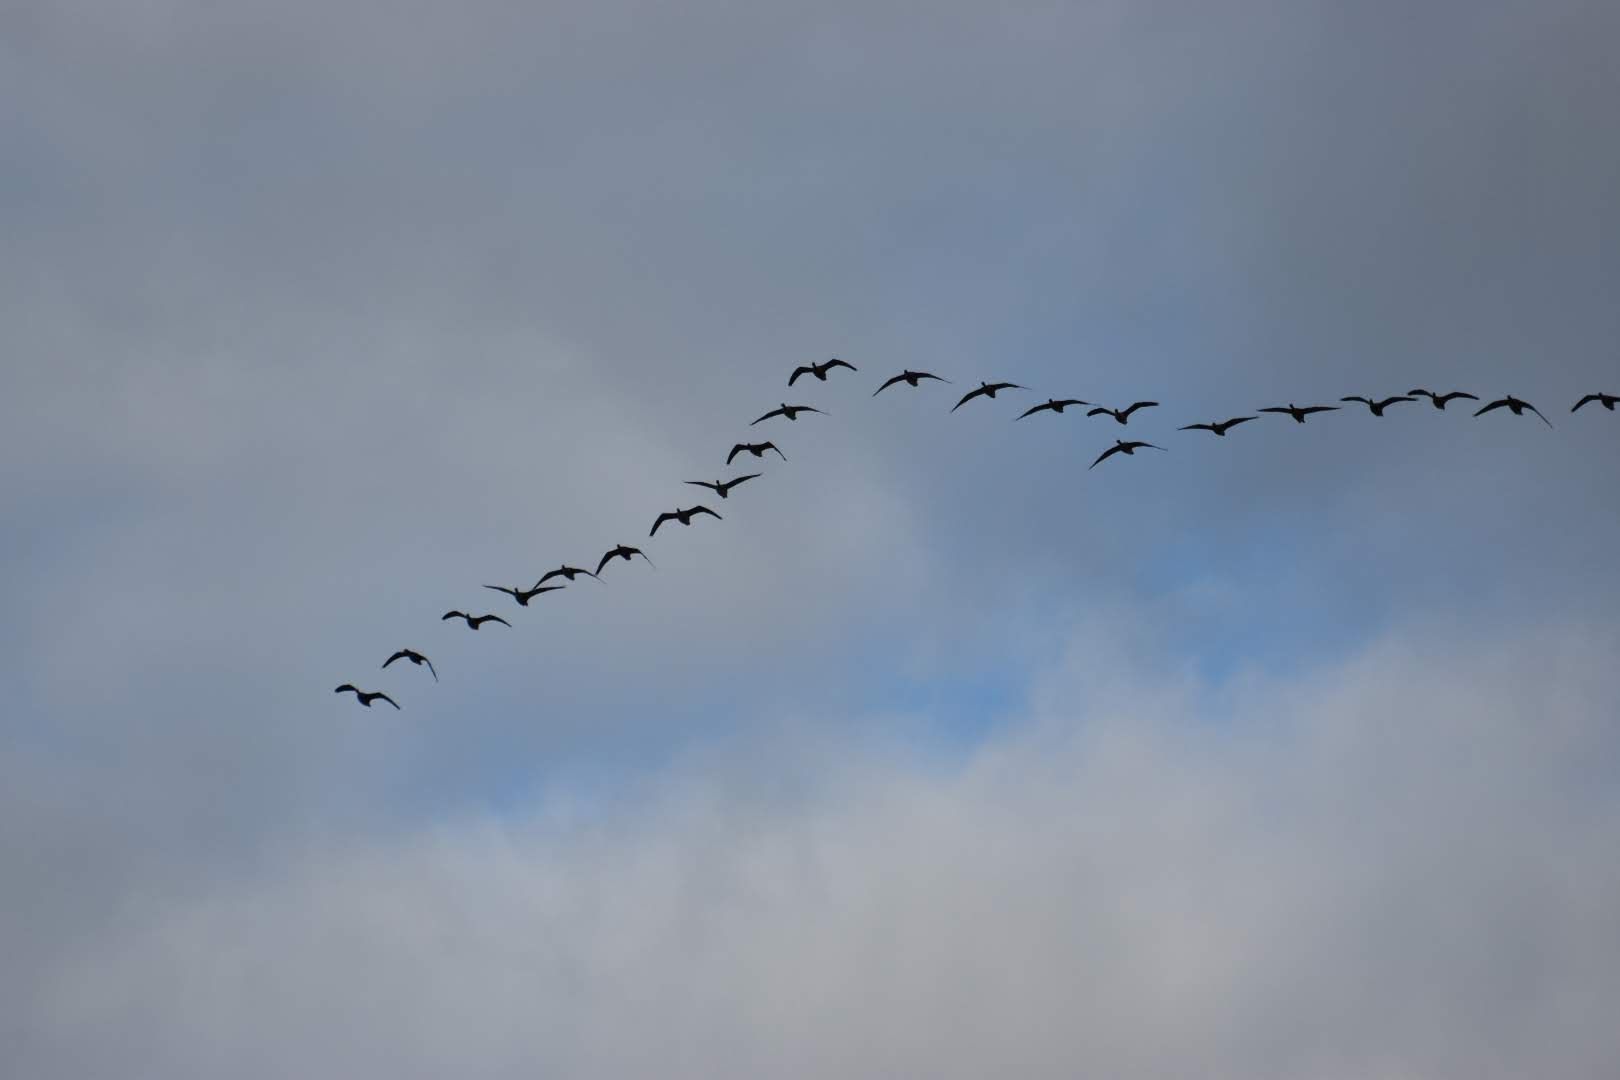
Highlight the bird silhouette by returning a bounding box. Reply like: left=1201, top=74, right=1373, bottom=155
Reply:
left=536, top=564, right=601, bottom=585
left=382, top=649, right=437, bottom=682
left=1089, top=440, right=1166, bottom=469
left=1260, top=403, right=1340, bottom=423
left=1474, top=395, right=1553, bottom=427
left=1016, top=398, right=1090, bottom=420
left=1409, top=389, right=1479, bottom=410
left=484, top=582, right=565, bottom=606
left=686, top=473, right=760, bottom=499
left=1341, top=395, right=1416, bottom=416
left=650, top=505, right=722, bottom=536
left=1572, top=392, right=1619, bottom=413
left=751, top=403, right=826, bottom=425
left=441, top=611, right=512, bottom=630
left=596, top=544, right=655, bottom=575
left=727, top=441, right=786, bottom=465
left=788, top=358, right=857, bottom=386
left=334, top=684, right=400, bottom=709
left=1178, top=416, right=1256, bottom=436
left=951, top=381, right=1024, bottom=412
left=1086, top=401, right=1159, bottom=425
left=873, top=370, right=951, bottom=395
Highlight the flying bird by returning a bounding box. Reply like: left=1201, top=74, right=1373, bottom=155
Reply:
left=1408, top=389, right=1479, bottom=410
left=536, top=564, right=600, bottom=585
left=1572, top=392, right=1619, bottom=413
left=1178, top=416, right=1256, bottom=436
left=1474, top=395, right=1553, bottom=427
left=873, top=370, right=951, bottom=395
left=685, top=473, right=760, bottom=499
left=1260, top=403, right=1340, bottom=423
left=650, top=505, right=722, bottom=536
left=381, top=649, right=437, bottom=682
left=1016, top=398, right=1090, bottom=420
left=596, top=544, right=655, bottom=576
left=950, top=381, right=1024, bottom=412
left=334, top=684, right=400, bottom=709
left=441, top=611, right=512, bottom=630
left=1089, top=440, right=1166, bottom=469
left=788, top=358, right=857, bottom=385
left=1086, top=401, right=1159, bottom=425
left=484, top=582, right=565, bottom=606
left=727, top=441, right=786, bottom=465
left=1341, top=394, right=1416, bottom=416
left=750, top=403, right=825, bottom=425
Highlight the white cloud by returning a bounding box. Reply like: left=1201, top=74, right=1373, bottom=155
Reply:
left=18, top=617, right=1619, bottom=1079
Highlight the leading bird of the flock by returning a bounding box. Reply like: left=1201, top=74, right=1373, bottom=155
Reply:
left=686, top=473, right=760, bottom=499
left=483, top=582, right=565, bottom=607
left=788, top=358, right=857, bottom=386
left=1474, top=394, right=1553, bottom=427
left=441, top=610, right=512, bottom=630
left=1341, top=394, right=1416, bottom=416
left=1260, top=402, right=1341, bottom=423
left=727, top=441, right=786, bottom=465
left=751, top=403, right=826, bottom=425
left=1090, top=440, right=1167, bottom=469
left=334, top=684, right=400, bottom=709
left=650, top=505, right=722, bottom=537
left=1572, top=392, right=1619, bottom=413
left=1409, top=389, right=1479, bottom=410
left=596, top=544, right=655, bottom=576
left=537, top=564, right=601, bottom=585
left=382, top=648, right=437, bottom=682
left=872, top=369, right=951, bottom=396
left=951, top=381, right=1024, bottom=412
left=1087, top=400, right=1159, bottom=425
left=1179, top=416, right=1257, bottom=436
left=1016, top=397, right=1089, bottom=420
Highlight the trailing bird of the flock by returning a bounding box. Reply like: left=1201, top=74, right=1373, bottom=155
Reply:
left=333, top=361, right=1616, bottom=708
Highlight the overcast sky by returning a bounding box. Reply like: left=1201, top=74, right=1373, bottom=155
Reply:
left=4, top=1, right=1619, bottom=1076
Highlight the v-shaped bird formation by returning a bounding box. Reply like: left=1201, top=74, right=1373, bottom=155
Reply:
left=337, top=360, right=1614, bottom=707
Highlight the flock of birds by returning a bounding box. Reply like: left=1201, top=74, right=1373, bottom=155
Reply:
left=333, top=364, right=1618, bottom=710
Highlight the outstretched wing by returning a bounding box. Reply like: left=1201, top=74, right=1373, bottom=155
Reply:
left=1086, top=407, right=1113, bottom=418
left=749, top=408, right=780, bottom=426
left=872, top=374, right=906, bottom=396
left=484, top=585, right=517, bottom=598
left=726, top=443, right=746, bottom=464
left=1300, top=406, right=1339, bottom=415
left=1258, top=406, right=1291, bottom=415
left=1088, top=444, right=1123, bottom=469
left=650, top=511, right=676, bottom=536
left=441, top=611, right=466, bottom=622
left=423, top=657, right=438, bottom=681
left=1178, top=423, right=1216, bottom=432
left=1122, top=401, right=1159, bottom=418
left=486, top=615, right=512, bottom=628
left=1573, top=394, right=1599, bottom=413
left=950, top=386, right=986, bottom=412
left=691, top=505, right=722, bottom=520
left=595, top=550, right=617, bottom=575
left=827, top=359, right=857, bottom=373
left=685, top=480, right=722, bottom=493
left=1440, top=392, right=1478, bottom=404
left=375, top=693, right=401, bottom=710
left=382, top=651, right=406, bottom=669
left=722, top=473, right=760, bottom=492
left=1526, top=402, right=1553, bottom=428
left=765, top=442, right=786, bottom=460
left=788, top=365, right=813, bottom=386
left=1016, top=402, right=1052, bottom=420
left=1474, top=398, right=1509, bottom=417
left=1341, top=396, right=1372, bottom=406
left=335, top=684, right=358, bottom=695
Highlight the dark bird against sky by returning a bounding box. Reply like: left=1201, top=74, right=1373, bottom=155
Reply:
left=381, top=649, right=437, bottom=682
left=1572, top=392, right=1619, bottom=413
left=596, top=544, right=655, bottom=576
left=536, top=565, right=601, bottom=585
left=788, top=358, right=857, bottom=386
left=1089, top=440, right=1166, bottom=469
left=873, top=370, right=951, bottom=395
left=440, top=611, right=512, bottom=630
left=1408, top=389, right=1479, bottom=410
left=650, top=505, right=722, bottom=536
left=1087, top=401, right=1159, bottom=425
left=334, top=684, right=400, bottom=709
left=1260, top=403, right=1340, bottom=423
left=1474, top=395, right=1553, bottom=427
left=950, top=381, right=1024, bottom=412
left=727, top=441, right=787, bottom=464
left=1016, top=398, right=1089, bottom=420
left=1179, top=416, right=1256, bottom=436
left=483, top=582, right=565, bottom=606
left=1341, top=395, right=1416, bottom=416
left=751, top=403, right=826, bottom=425
left=686, top=474, right=760, bottom=499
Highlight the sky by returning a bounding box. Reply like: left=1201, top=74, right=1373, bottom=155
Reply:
left=3, top=0, right=1619, bottom=1075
